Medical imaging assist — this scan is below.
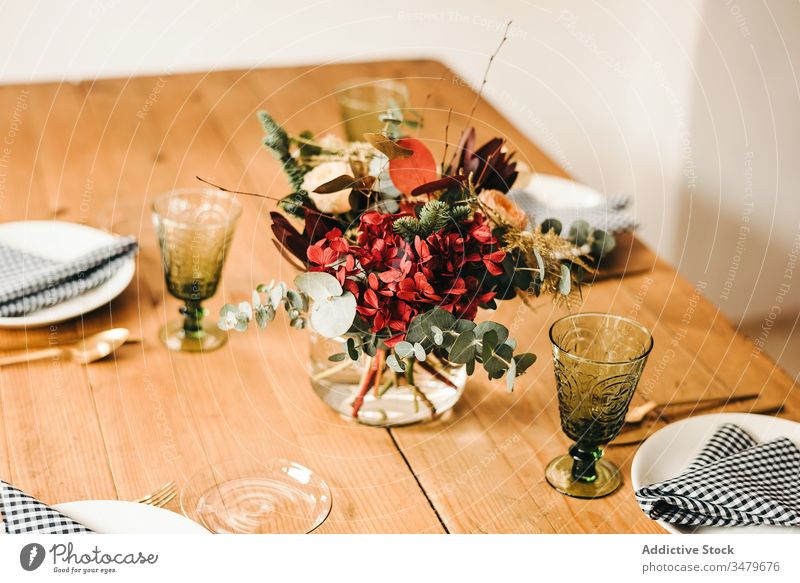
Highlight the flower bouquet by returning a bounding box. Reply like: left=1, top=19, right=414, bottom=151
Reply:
left=219, top=108, right=615, bottom=426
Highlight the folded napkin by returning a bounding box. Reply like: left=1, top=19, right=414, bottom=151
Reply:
left=636, top=423, right=800, bottom=527
left=508, top=191, right=637, bottom=235
left=1, top=480, right=92, bottom=534
left=0, top=236, right=137, bottom=317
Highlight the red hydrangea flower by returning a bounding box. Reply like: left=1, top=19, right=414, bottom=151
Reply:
left=306, top=209, right=506, bottom=341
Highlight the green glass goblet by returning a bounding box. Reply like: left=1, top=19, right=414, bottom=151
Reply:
left=546, top=313, right=653, bottom=498
left=152, top=188, right=241, bottom=352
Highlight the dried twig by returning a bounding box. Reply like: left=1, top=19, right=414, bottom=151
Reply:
left=464, top=21, right=512, bottom=130
left=196, top=176, right=283, bottom=202
left=417, top=75, right=445, bottom=132
left=440, top=107, right=453, bottom=171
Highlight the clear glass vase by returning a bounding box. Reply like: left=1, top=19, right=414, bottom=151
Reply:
left=308, top=334, right=466, bottom=427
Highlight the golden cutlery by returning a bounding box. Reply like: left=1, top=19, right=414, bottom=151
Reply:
left=134, top=481, right=177, bottom=508
left=624, top=392, right=760, bottom=424
left=0, top=335, right=141, bottom=352
left=611, top=402, right=784, bottom=446
left=0, top=328, right=129, bottom=367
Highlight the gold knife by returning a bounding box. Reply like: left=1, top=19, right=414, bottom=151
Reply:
left=610, top=402, right=784, bottom=446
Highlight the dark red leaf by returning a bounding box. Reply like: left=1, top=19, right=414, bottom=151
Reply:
left=410, top=174, right=468, bottom=196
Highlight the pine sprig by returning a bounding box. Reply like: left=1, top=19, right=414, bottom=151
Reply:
left=417, top=200, right=451, bottom=233
left=258, top=110, right=308, bottom=195
left=392, top=200, right=472, bottom=239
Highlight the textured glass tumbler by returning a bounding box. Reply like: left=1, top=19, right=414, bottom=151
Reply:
left=546, top=313, right=653, bottom=498
left=336, top=78, right=409, bottom=141
left=152, top=188, right=241, bottom=352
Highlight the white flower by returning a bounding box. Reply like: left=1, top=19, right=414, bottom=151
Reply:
left=318, top=134, right=346, bottom=152
left=302, top=161, right=352, bottom=214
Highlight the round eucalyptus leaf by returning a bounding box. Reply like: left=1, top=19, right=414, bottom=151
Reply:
left=569, top=220, right=591, bottom=246
left=308, top=291, right=356, bottom=338
left=540, top=218, right=562, bottom=236
left=505, top=358, right=517, bottom=391
left=295, top=272, right=343, bottom=302
left=559, top=264, right=572, bottom=295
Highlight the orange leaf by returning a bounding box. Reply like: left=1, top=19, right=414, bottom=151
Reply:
left=388, top=138, right=439, bottom=196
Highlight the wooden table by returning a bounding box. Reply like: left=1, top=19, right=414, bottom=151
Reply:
left=0, top=60, right=796, bottom=534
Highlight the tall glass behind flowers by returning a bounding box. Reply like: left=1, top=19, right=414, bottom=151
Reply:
left=218, top=109, right=616, bottom=426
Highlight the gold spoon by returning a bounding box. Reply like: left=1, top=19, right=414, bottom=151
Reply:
left=0, top=328, right=130, bottom=367
left=624, top=392, right=760, bottom=424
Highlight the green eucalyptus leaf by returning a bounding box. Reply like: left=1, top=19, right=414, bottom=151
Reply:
left=405, top=307, right=456, bottom=346
left=569, top=220, right=591, bottom=246
left=295, top=272, right=343, bottom=302
left=286, top=289, right=307, bottom=311
left=540, top=218, right=562, bottom=236
left=363, top=340, right=377, bottom=357
left=395, top=341, right=414, bottom=359
left=514, top=353, right=537, bottom=374
left=220, top=304, right=239, bottom=317
left=254, top=307, right=271, bottom=328
left=483, top=342, right=513, bottom=377
left=559, top=264, right=572, bottom=296
left=346, top=338, right=359, bottom=361
left=590, top=229, right=616, bottom=258
left=533, top=248, right=545, bottom=283
left=328, top=353, right=347, bottom=362
left=481, top=330, right=499, bottom=362
left=308, top=291, right=356, bottom=338
left=506, top=358, right=517, bottom=391
left=269, top=284, right=286, bottom=309
left=475, top=322, right=508, bottom=346
left=430, top=326, right=444, bottom=346
left=386, top=354, right=405, bottom=373
left=449, top=330, right=477, bottom=364
left=413, top=342, right=427, bottom=361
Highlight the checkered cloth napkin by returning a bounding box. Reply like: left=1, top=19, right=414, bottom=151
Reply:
left=0, top=480, right=93, bottom=534
left=0, top=236, right=137, bottom=317
left=636, top=424, right=800, bottom=527
left=508, top=191, right=637, bottom=235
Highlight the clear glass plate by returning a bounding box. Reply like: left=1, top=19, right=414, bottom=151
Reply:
left=180, top=459, right=332, bottom=534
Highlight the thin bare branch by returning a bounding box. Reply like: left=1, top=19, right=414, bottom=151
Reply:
left=417, top=75, right=445, bottom=132
left=464, top=21, right=512, bottom=130
left=196, top=176, right=283, bottom=202
left=440, top=107, right=453, bottom=171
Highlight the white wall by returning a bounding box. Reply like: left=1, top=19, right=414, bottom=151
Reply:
left=1, top=0, right=798, bottom=323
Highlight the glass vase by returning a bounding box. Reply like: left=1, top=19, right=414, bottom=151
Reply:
left=308, top=334, right=466, bottom=427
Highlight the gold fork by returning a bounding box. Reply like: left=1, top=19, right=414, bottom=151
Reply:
left=134, top=481, right=177, bottom=508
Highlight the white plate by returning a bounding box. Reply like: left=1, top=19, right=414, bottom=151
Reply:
left=0, top=221, right=136, bottom=328
left=525, top=174, right=605, bottom=209
left=53, top=500, right=209, bottom=534
left=631, top=413, right=800, bottom=534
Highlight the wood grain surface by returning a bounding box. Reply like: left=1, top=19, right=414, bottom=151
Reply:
left=0, top=60, right=796, bottom=533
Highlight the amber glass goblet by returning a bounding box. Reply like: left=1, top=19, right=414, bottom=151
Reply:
left=336, top=78, right=409, bottom=141
left=152, top=188, right=241, bottom=352
left=546, top=313, right=653, bottom=498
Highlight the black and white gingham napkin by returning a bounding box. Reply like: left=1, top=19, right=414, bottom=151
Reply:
left=0, top=480, right=93, bottom=534
left=508, top=190, right=637, bottom=235
left=636, top=423, right=800, bottom=527
left=0, top=236, right=137, bottom=317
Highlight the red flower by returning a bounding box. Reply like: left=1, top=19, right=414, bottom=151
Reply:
left=305, top=209, right=506, bottom=340
left=306, top=228, right=360, bottom=296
